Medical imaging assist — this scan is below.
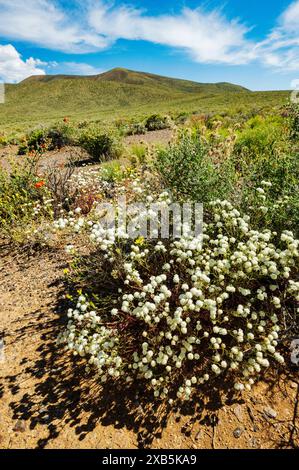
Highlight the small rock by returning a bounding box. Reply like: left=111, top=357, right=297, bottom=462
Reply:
left=264, top=407, right=277, bottom=419
left=38, top=407, right=47, bottom=414
left=233, top=427, right=244, bottom=439
left=233, top=405, right=244, bottom=422
left=247, top=406, right=255, bottom=423
left=250, top=437, right=259, bottom=448
left=13, top=420, right=26, bottom=432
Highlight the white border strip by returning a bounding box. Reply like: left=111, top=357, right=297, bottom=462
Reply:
left=0, top=83, right=5, bottom=104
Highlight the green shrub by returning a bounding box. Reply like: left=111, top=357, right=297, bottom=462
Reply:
left=79, top=129, right=122, bottom=162
left=27, top=128, right=47, bottom=151
left=100, top=161, right=124, bottom=183
left=18, top=123, right=75, bottom=155
left=0, top=134, right=7, bottom=146
left=286, top=103, right=299, bottom=140
left=46, top=123, right=74, bottom=150
left=234, top=116, right=284, bottom=160
left=145, top=114, right=172, bottom=132
left=174, top=112, right=189, bottom=125
left=130, top=144, right=148, bottom=166
left=17, top=143, right=28, bottom=155
left=77, top=120, right=89, bottom=129
left=125, top=122, right=147, bottom=136
left=155, top=130, right=236, bottom=203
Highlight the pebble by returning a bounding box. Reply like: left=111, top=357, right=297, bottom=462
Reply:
left=40, top=414, right=50, bottom=423
left=233, top=405, right=244, bottom=422
left=264, top=407, right=277, bottom=419
left=233, top=427, right=244, bottom=439
left=13, top=420, right=26, bottom=432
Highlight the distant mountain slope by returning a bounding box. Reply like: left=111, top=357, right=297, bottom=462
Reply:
left=0, top=68, right=288, bottom=132
left=20, top=67, right=250, bottom=93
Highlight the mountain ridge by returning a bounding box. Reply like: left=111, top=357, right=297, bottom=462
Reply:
left=19, top=67, right=250, bottom=93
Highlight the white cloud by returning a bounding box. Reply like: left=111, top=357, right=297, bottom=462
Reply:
left=87, top=0, right=299, bottom=70
left=0, top=44, right=46, bottom=82
left=246, top=1, right=299, bottom=72
left=89, top=3, right=251, bottom=65
left=280, top=0, right=299, bottom=32
left=50, top=61, right=102, bottom=75
left=0, top=45, right=102, bottom=82
left=0, top=0, right=109, bottom=53
left=0, top=0, right=251, bottom=62
left=1, top=0, right=299, bottom=79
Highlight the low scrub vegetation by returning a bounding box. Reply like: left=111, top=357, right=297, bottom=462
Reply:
left=12, top=120, right=123, bottom=164
left=0, top=152, right=53, bottom=243
left=144, top=114, right=173, bottom=132
left=155, top=129, right=236, bottom=203
left=1, top=103, right=298, bottom=406
left=18, top=123, right=75, bottom=155
left=78, top=128, right=122, bottom=162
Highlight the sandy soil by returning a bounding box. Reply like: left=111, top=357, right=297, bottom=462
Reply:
left=0, top=129, right=298, bottom=449
left=124, top=129, right=173, bottom=146
left=0, top=242, right=298, bottom=449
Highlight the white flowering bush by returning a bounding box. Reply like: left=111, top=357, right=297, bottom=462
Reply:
left=57, top=192, right=299, bottom=403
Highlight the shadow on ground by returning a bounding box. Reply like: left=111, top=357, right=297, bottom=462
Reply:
left=2, top=280, right=299, bottom=449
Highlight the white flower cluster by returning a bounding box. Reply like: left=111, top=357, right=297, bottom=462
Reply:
left=58, top=194, right=299, bottom=403
left=53, top=211, right=86, bottom=232
left=58, top=295, right=122, bottom=378
left=69, top=167, right=112, bottom=194
left=52, top=173, right=151, bottom=237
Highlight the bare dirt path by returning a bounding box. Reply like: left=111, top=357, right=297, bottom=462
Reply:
left=124, top=129, right=173, bottom=146
left=0, top=242, right=298, bottom=449
left=0, top=145, right=90, bottom=173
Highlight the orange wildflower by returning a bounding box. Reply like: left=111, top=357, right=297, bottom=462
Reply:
left=35, top=180, right=45, bottom=189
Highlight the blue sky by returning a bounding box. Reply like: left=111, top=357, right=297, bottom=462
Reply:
left=0, top=0, right=299, bottom=89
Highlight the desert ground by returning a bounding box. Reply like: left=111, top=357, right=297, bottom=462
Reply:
left=1, top=136, right=298, bottom=449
